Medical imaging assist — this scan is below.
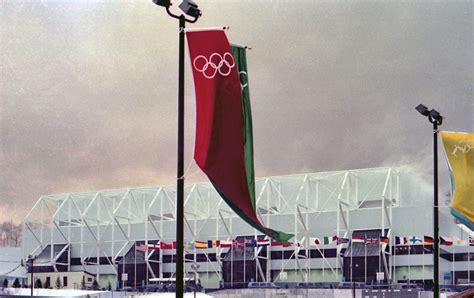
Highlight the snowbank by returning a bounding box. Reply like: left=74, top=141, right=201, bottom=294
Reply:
left=0, top=287, right=105, bottom=296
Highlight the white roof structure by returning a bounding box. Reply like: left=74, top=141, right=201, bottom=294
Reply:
left=21, top=166, right=469, bottom=288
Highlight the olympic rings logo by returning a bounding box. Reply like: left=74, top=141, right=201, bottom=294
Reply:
left=193, top=52, right=235, bottom=79
left=239, top=71, right=248, bottom=90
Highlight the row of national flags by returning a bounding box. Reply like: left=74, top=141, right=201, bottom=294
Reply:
left=310, top=236, right=474, bottom=246
left=136, top=236, right=474, bottom=251
left=311, top=236, right=474, bottom=247
left=135, top=239, right=284, bottom=251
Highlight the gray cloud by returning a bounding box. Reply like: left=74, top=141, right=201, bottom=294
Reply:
left=1, top=0, right=472, bottom=223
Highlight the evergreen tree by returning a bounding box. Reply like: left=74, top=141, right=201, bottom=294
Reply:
left=13, top=278, right=20, bottom=288
left=2, top=278, right=8, bottom=288
left=44, top=278, right=51, bottom=289
left=107, top=280, right=112, bottom=291
left=55, top=276, right=61, bottom=289
left=92, top=279, right=99, bottom=290
left=81, top=276, right=86, bottom=290
left=34, top=279, right=42, bottom=289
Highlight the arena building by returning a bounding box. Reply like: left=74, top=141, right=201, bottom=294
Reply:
left=21, top=166, right=473, bottom=290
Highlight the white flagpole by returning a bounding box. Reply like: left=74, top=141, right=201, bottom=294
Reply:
left=408, top=240, right=411, bottom=285
left=468, top=241, right=471, bottom=285
left=379, top=237, right=381, bottom=281
left=364, top=234, right=367, bottom=284
left=422, top=239, right=425, bottom=283
left=392, top=235, right=396, bottom=285
left=350, top=239, right=353, bottom=283
left=254, top=236, right=257, bottom=282
left=231, top=240, right=234, bottom=288
left=244, top=239, right=246, bottom=286
left=134, top=243, right=137, bottom=288
left=322, top=240, right=325, bottom=280
left=365, top=242, right=367, bottom=283
left=452, top=245, right=455, bottom=286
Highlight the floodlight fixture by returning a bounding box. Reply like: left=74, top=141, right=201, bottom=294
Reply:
left=415, top=103, right=444, bottom=297
left=150, top=1, right=201, bottom=296
left=416, top=103, right=443, bottom=126
left=152, top=0, right=171, bottom=8
left=429, top=109, right=443, bottom=125
left=415, top=104, right=430, bottom=117
left=179, top=0, right=201, bottom=18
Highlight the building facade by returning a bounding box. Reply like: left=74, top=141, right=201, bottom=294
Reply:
left=21, top=166, right=473, bottom=290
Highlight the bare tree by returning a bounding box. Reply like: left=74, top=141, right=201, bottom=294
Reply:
left=0, top=221, right=22, bottom=247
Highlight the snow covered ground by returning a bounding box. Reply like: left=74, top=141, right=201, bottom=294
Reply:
left=0, top=287, right=105, bottom=297
left=0, top=288, right=213, bottom=297
left=143, top=293, right=213, bottom=297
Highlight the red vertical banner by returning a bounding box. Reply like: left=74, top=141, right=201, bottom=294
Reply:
left=186, top=29, right=292, bottom=242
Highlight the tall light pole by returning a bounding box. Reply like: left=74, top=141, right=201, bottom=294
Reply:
left=27, top=255, right=36, bottom=297
left=152, top=1, right=200, bottom=297
left=415, top=104, right=443, bottom=298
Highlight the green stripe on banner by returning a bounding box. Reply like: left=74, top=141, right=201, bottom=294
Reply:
left=212, top=181, right=293, bottom=242
left=232, top=46, right=256, bottom=210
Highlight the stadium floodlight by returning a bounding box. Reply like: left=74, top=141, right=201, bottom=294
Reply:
left=416, top=104, right=443, bottom=125
left=27, top=255, right=36, bottom=296
left=151, top=1, right=200, bottom=297
left=152, top=0, right=171, bottom=8
left=429, top=109, right=443, bottom=125
left=178, top=0, right=201, bottom=18
left=415, top=103, right=443, bottom=298
left=415, top=104, right=430, bottom=117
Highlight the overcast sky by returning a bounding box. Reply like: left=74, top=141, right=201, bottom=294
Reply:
left=0, top=0, right=472, bottom=223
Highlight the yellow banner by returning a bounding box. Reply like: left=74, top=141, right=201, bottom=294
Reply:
left=441, top=131, right=474, bottom=230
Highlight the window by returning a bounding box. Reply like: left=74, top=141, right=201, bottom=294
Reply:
left=323, top=249, right=336, bottom=258
left=270, top=251, right=282, bottom=259
left=309, top=249, right=322, bottom=258
left=298, top=250, right=307, bottom=258
left=283, top=250, right=295, bottom=259
left=63, top=276, right=67, bottom=287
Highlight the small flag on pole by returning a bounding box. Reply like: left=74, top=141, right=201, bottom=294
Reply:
left=323, top=236, right=337, bottom=245
left=365, top=238, right=377, bottom=245
left=148, top=244, right=160, bottom=251
left=135, top=244, right=148, bottom=252
left=207, top=240, right=221, bottom=248
left=220, top=240, right=233, bottom=248
left=337, top=237, right=350, bottom=245
left=439, top=237, right=453, bottom=246
left=423, top=236, right=434, bottom=245
left=257, top=239, right=270, bottom=247
left=195, top=241, right=208, bottom=249
left=185, top=242, right=195, bottom=250
left=233, top=240, right=245, bottom=248
left=160, top=242, right=174, bottom=250
left=395, top=236, right=408, bottom=245
left=351, top=236, right=365, bottom=243
left=379, top=236, right=389, bottom=245
left=309, top=237, right=321, bottom=246
left=408, top=236, right=423, bottom=245
left=245, top=240, right=257, bottom=248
